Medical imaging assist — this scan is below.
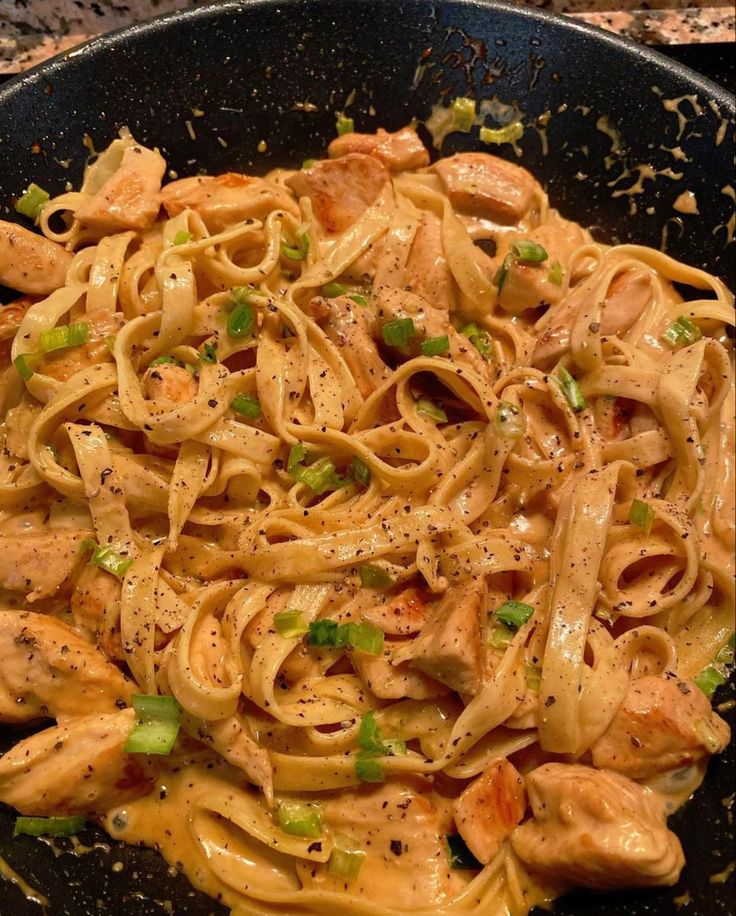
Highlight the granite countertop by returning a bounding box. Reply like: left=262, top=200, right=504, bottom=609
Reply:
left=0, top=0, right=734, bottom=73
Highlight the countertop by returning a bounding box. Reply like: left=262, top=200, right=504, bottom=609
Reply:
left=0, top=0, right=734, bottom=74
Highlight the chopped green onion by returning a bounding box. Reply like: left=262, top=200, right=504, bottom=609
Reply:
left=277, top=801, right=322, bottom=838
left=227, top=302, right=255, bottom=338
left=662, top=315, right=702, bottom=348
left=231, top=393, right=262, bottom=418
left=451, top=97, right=476, bottom=132
left=298, top=457, right=350, bottom=495
left=381, top=317, right=416, bottom=350
left=349, top=294, right=369, bottom=307
left=149, top=355, right=179, bottom=367
left=287, top=443, right=309, bottom=475
left=494, top=401, right=525, bottom=439
left=323, top=282, right=347, bottom=298
left=274, top=610, right=309, bottom=638
left=694, top=667, right=726, bottom=698
left=496, top=601, right=534, bottom=629
left=40, top=322, right=90, bottom=353
left=355, top=756, right=385, bottom=783
left=548, top=260, right=565, bottom=286
left=124, top=694, right=181, bottom=756
left=629, top=498, right=655, bottom=535
left=199, top=342, right=218, bottom=364
left=511, top=240, right=548, bottom=263
left=351, top=456, right=371, bottom=488
left=447, top=833, right=482, bottom=869
left=173, top=230, right=191, bottom=245
left=494, top=253, right=513, bottom=292
left=231, top=286, right=256, bottom=307
left=416, top=398, right=447, bottom=423
left=328, top=844, right=366, bottom=879
left=479, top=122, right=524, bottom=145
left=302, top=158, right=317, bottom=169
left=359, top=564, right=394, bottom=589
left=307, top=619, right=340, bottom=647
left=336, top=115, right=354, bottom=136
left=715, top=634, right=735, bottom=666
left=526, top=665, right=541, bottom=691
left=594, top=606, right=617, bottom=625
left=489, top=623, right=515, bottom=648
left=557, top=366, right=586, bottom=412
left=281, top=233, right=310, bottom=261
left=80, top=538, right=134, bottom=580
left=15, top=183, right=50, bottom=221
left=14, top=816, right=85, bottom=838
left=14, top=353, right=37, bottom=380
left=420, top=335, right=450, bottom=357
left=358, top=711, right=406, bottom=757
left=460, top=322, right=492, bottom=360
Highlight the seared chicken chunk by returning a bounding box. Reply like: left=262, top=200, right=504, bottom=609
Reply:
left=352, top=642, right=450, bottom=700
left=434, top=152, right=538, bottom=224
left=41, top=307, right=124, bottom=383
left=286, top=154, right=389, bottom=234
left=0, top=530, right=90, bottom=601
left=453, top=758, right=526, bottom=864
left=0, top=221, right=72, bottom=295
left=328, top=126, right=430, bottom=172
left=404, top=211, right=458, bottom=311
left=0, top=610, right=134, bottom=723
left=590, top=674, right=730, bottom=779
left=75, top=143, right=165, bottom=231
left=0, top=709, right=155, bottom=815
left=143, top=362, right=199, bottom=405
left=512, top=763, right=684, bottom=889
left=361, top=586, right=430, bottom=636
left=71, top=564, right=122, bottom=636
left=161, top=172, right=299, bottom=231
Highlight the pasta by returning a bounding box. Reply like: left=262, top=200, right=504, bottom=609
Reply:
left=0, top=119, right=732, bottom=915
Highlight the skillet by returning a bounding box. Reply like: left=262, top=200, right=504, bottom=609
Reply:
left=0, top=1, right=733, bottom=912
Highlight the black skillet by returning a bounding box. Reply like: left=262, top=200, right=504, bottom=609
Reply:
left=0, top=1, right=733, bottom=913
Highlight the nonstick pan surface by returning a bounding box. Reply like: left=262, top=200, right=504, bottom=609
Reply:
left=0, top=2, right=733, bottom=913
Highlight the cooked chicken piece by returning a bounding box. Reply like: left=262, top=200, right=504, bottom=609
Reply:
left=286, top=154, right=389, bottom=234
left=0, top=221, right=72, bottom=295
left=41, top=307, right=124, bottom=383
left=352, top=642, right=450, bottom=700
left=328, top=126, right=430, bottom=172
left=453, top=758, right=526, bottom=864
left=512, top=763, right=684, bottom=889
left=532, top=266, right=654, bottom=368
left=0, top=610, right=134, bottom=723
left=0, top=530, right=90, bottom=601
left=404, top=211, right=458, bottom=310
left=496, top=223, right=588, bottom=315
left=298, top=781, right=465, bottom=909
left=0, top=709, right=156, bottom=815
left=74, top=143, right=165, bottom=231
left=407, top=580, right=485, bottom=695
left=433, top=152, right=538, bottom=224
left=161, top=172, right=299, bottom=231
left=0, top=295, right=35, bottom=342
left=308, top=294, right=390, bottom=399
left=590, top=674, right=730, bottom=779
left=143, top=362, right=199, bottom=404
left=71, top=564, right=122, bottom=636
left=361, top=586, right=429, bottom=636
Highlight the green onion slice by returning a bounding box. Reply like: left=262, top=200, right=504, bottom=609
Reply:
left=80, top=539, right=134, bottom=580
left=479, top=122, right=523, bottom=145
left=274, top=610, right=309, bottom=638
left=629, top=498, right=655, bottom=535
left=281, top=233, right=310, bottom=261
left=323, top=282, right=347, bottom=298
left=511, top=240, right=548, bottom=262
left=40, top=322, right=90, bottom=354
left=557, top=366, right=586, bottom=412
left=496, top=600, right=534, bottom=629
left=489, top=623, right=515, bottom=648
left=306, top=619, right=384, bottom=655
left=302, top=158, right=317, bottom=169
left=451, top=97, right=476, bottom=132
left=124, top=694, right=182, bottom=756
left=460, top=322, right=492, bottom=360
left=694, top=666, right=726, bottom=698
left=307, top=619, right=339, bottom=647
left=420, top=335, right=450, bottom=357
left=14, top=353, right=38, bottom=380
left=14, top=816, right=85, bottom=838
left=355, top=756, right=385, bottom=783
left=277, top=801, right=322, bottom=838
left=358, top=711, right=406, bottom=757
left=493, top=253, right=513, bottom=292
left=15, top=183, right=50, bottom=221
left=336, top=115, right=354, bottom=136
left=351, top=456, right=371, bottom=488
left=231, top=393, right=261, bottom=418
left=298, top=457, right=350, bottom=495
left=381, top=317, right=416, bottom=350
left=328, top=843, right=366, bottom=879
left=662, top=315, right=702, bottom=348
left=447, top=833, right=482, bottom=869
left=358, top=564, right=394, bottom=589
left=349, top=294, right=369, bottom=307
left=416, top=398, right=447, bottom=423
left=494, top=401, right=525, bottom=439
left=199, top=342, right=218, bottom=364
left=173, top=230, right=192, bottom=245
left=227, top=302, right=255, bottom=339
left=548, top=260, right=565, bottom=286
